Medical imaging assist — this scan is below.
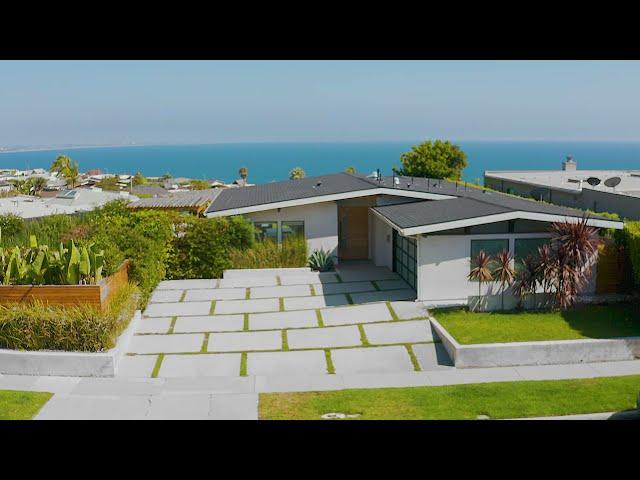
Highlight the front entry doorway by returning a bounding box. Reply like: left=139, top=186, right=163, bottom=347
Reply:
left=338, top=206, right=369, bottom=260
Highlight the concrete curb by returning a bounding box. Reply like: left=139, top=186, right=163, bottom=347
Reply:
left=0, top=310, right=142, bottom=377
left=429, top=318, right=640, bottom=368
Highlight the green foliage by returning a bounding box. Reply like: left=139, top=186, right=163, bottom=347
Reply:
left=619, top=221, right=640, bottom=290
left=96, top=176, right=121, bottom=191
left=239, top=166, right=248, bottom=180
left=0, top=237, right=104, bottom=286
left=229, top=236, right=307, bottom=270
left=289, top=167, right=306, bottom=180
left=132, top=171, right=147, bottom=186
left=50, top=154, right=80, bottom=188
left=9, top=177, right=47, bottom=196
left=190, top=179, right=211, bottom=190
left=0, top=283, right=139, bottom=352
left=308, top=248, right=334, bottom=272
left=398, top=139, right=467, bottom=180
left=344, top=166, right=356, bottom=174
left=0, top=214, right=25, bottom=238
left=167, top=216, right=255, bottom=279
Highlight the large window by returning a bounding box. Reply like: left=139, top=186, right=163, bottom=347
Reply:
left=282, top=221, right=305, bottom=241
left=470, top=239, right=509, bottom=275
left=514, top=238, right=549, bottom=262
left=254, top=221, right=278, bottom=242
left=393, top=230, right=416, bottom=290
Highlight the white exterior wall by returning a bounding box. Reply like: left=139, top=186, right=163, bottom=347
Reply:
left=246, top=202, right=339, bottom=260
left=416, top=232, right=598, bottom=307
left=371, top=212, right=393, bottom=269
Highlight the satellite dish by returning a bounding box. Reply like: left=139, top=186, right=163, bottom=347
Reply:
left=586, top=177, right=601, bottom=186
left=604, top=177, right=621, bottom=188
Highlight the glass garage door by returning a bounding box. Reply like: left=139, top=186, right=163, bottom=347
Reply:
left=392, top=230, right=417, bottom=290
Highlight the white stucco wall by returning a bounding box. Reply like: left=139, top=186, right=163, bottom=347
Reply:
left=371, top=212, right=393, bottom=269
left=246, top=202, right=339, bottom=260
left=416, top=232, right=599, bottom=307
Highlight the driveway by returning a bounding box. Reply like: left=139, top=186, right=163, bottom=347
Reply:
left=118, top=265, right=454, bottom=379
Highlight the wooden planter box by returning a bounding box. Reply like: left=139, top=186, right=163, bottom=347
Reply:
left=0, top=260, right=130, bottom=310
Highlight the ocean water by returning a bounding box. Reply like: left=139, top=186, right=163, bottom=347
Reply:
left=1, top=141, right=640, bottom=184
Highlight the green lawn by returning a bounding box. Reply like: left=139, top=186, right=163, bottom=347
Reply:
left=259, top=375, right=640, bottom=420
left=434, top=304, right=640, bottom=344
left=0, top=390, right=53, bottom=420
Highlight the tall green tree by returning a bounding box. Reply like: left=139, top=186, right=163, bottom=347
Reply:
left=239, top=166, right=248, bottom=180
left=50, top=154, right=80, bottom=189
left=399, top=140, right=467, bottom=180
left=289, top=167, right=306, bottom=180
left=133, top=172, right=147, bottom=186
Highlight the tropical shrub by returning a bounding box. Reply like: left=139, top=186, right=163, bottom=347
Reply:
left=0, top=214, right=83, bottom=247
left=493, top=250, right=515, bottom=311
left=308, top=248, right=334, bottom=272
left=468, top=250, right=493, bottom=311
left=0, top=282, right=138, bottom=352
left=0, top=237, right=104, bottom=286
left=229, top=236, right=307, bottom=270
left=0, top=214, right=24, bottom=238
left=166, top=216, right=255, bottom=279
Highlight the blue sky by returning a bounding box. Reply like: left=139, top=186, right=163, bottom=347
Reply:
left=1, top=60, right=640, bottom=146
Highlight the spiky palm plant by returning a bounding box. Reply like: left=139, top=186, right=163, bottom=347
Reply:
left=515, top=254, right=540, bottom=309
left=289, top=167, right=306, bottom=180
left=493, top=249, right=515, bottom=311
left=549, top=215, right=601, bottom=309
left=468, top=250, right=493, bottom=312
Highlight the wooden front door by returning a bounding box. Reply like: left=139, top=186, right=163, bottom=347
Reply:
left=338, top=206, right=369, bottom=260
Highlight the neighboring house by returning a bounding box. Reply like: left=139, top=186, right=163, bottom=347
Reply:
left=0, top=188, right=138, bottom=219
left=205, top=171, right=622, bottom=308
left=484, top=157, right=640, bottom=220
left=131, top=185, right=171, bottom=198
left=128, top=188, right=222, bottom=216
left=0, top=181, right=13, bottom=193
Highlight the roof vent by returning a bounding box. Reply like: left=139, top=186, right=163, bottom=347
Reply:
left=562, top=155, right=577, bottom=171
left=314, top=181, right=322, bottom=188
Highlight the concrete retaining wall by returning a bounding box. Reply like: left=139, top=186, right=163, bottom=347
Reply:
left=0, top=310, right=142, bottom=377
left=430, top=317, right=640, bottom=368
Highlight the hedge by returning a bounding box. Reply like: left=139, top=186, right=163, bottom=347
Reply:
left=620, top=221, right=640, bottom=290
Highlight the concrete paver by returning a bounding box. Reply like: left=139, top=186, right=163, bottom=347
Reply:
left=214, top=298, right=279, bottom=315
left=350, top=289, right=415, bottom=304
left=284, top=294, right=350, bottom=310
left=128, top=333, right=204, bottom=354
left=116, top=355, right=158, bottom=378
left=390, top=301, right=428, bottom=319
left=279, top=273, right=339, bottom=285
left=158, top=354, right=241, bottom=377
left=412, top=343, right=455, bottom=371
left=364, top=320, right=433, bottom=344
left=247, top=350, right=328, bottom=376
left=150, top=290, right=183, bottom=303
left=312, top=281, right=375, bottom=295
left=183, top=288, right=246, bottom=302
left=157, top=279, right=217, bottom=290
left=250, top=285, right=312, bottom=299
left=136, top=317, right=172, bottom=334
left=144, top=301, right=212, bottom=318
left=173, top=315, right=244, bottom=333
left=249, top=310, right=318, bottom=330
left=321, top=303, right=392, bottom=326
left=208, top=330, right=282, bottom=352
left=287, top=325, right=361, bottom=349
left=331, top=346, right=415, bottom=374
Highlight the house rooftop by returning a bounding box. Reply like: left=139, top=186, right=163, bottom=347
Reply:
left=128, top=188, right=222, bottom=212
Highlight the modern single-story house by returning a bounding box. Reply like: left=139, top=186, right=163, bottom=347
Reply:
left=205, top=171, right=624, bottom=307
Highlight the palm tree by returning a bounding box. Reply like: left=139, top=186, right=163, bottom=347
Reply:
left=239, top=167, right=248, bottom=180
left=345, top=166, right=356, bottom=174
left=493, top=249, right=515, bottom=311
left=30, top=177, right=47, bottom=195
left=515, top=255, right=540, bottom=309
left=289, top=167, right=306, bottom=180
left=50, top=154, right=71, bottom=174
left=468, top=250, right=493, bottom=312
left=50, top=154, right=79, bottom=189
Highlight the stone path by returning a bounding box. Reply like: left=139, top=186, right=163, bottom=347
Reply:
left=120, top=266, right=434, bottom=379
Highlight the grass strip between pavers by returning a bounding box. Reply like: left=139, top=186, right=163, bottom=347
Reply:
left=335, top=274, right=343, bottom=283
left=240, top=352, right=248, bottom=376
left=259, top=375, right=640, bottom=420
left=371, top=280, right=381, bottom=291
left=209, top=300, right=216, bottom=315
left=386, top=302, right=399, bottom=321
left=345, top=293, right=354, bottom=305
left=279, top=297, right=285, bottom=311
left=405, top=344, right=421, bottom=372
left=151, top=354, right=164, bottom=378
left=245, top=288, right=251, bottom=300
left=358, top=324, right=370, bottom=346
left=316, top=309, right=324, bottom=327
left=243, top=313, right=249, bottom=331
left=201, top=333, right=210, bottom=353
left=167, top=316, right=177, bottom=334
left=282, top=330, right=289, bottom=351
left=324, top=349, right=336, bottom=374
left=276, top=276, right=282, bottom=286
left=309, top=284, right=316, bottom=296
left=179, top=291, right=186, bottom=302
